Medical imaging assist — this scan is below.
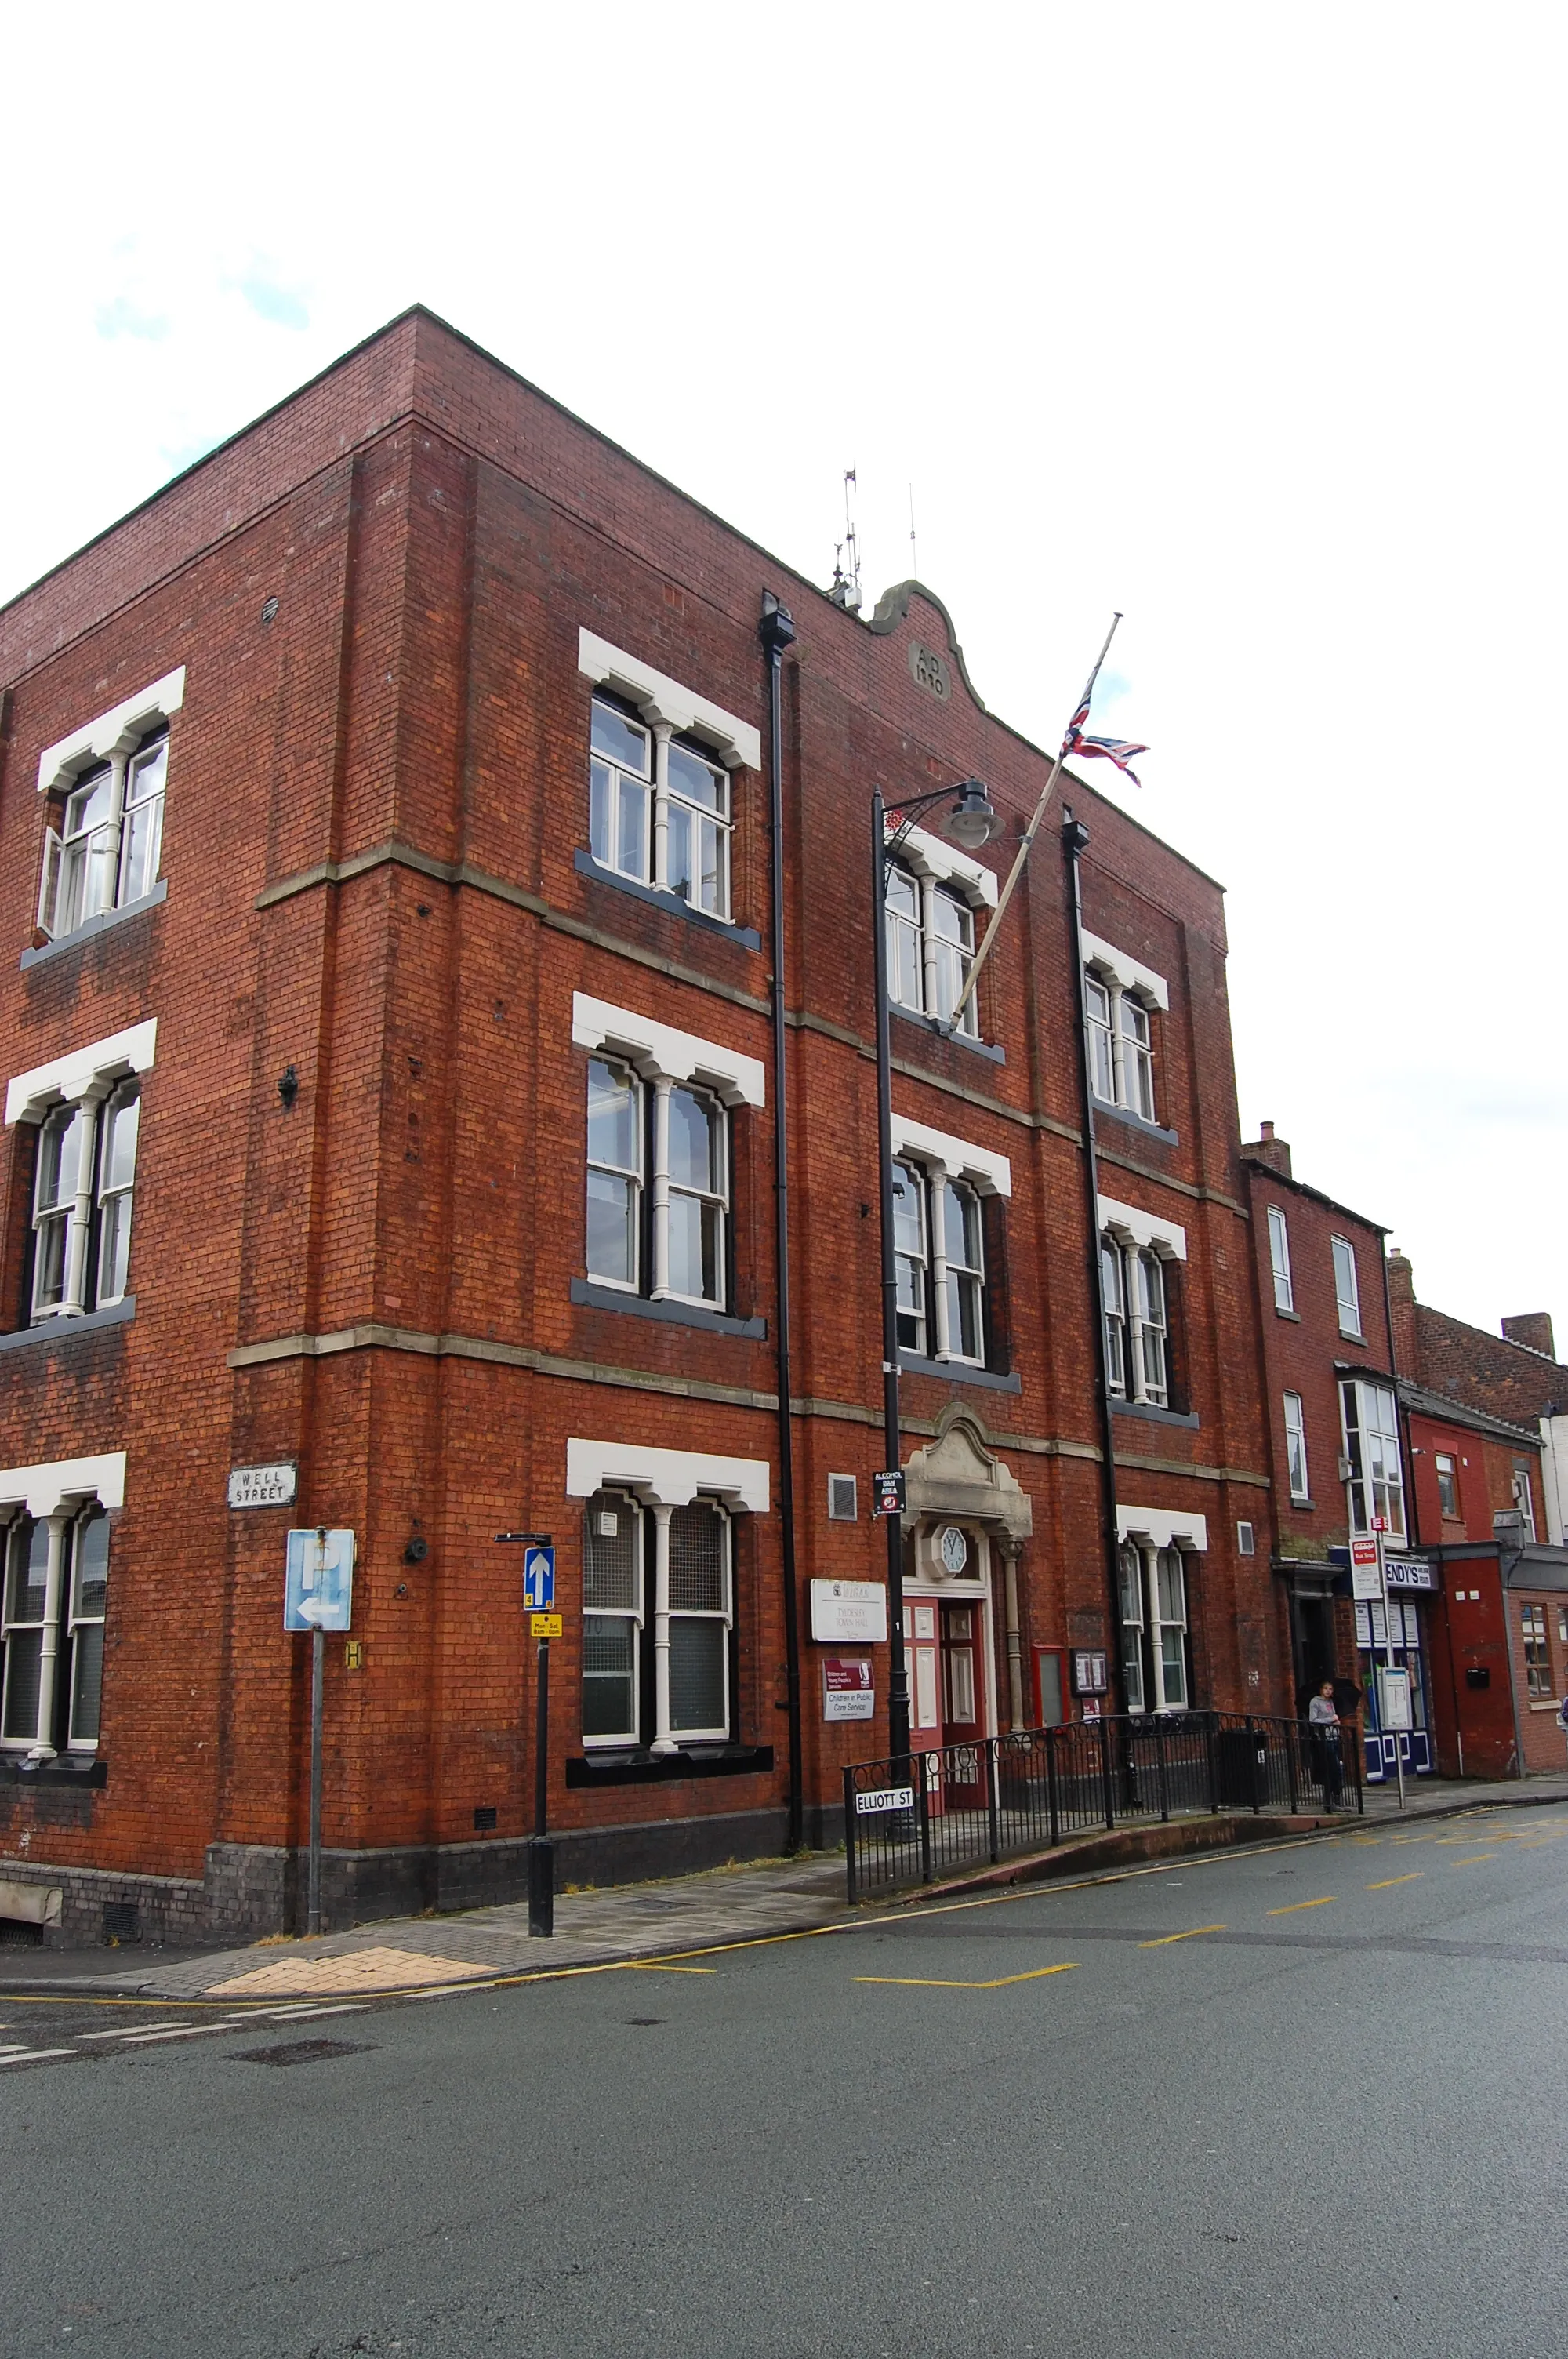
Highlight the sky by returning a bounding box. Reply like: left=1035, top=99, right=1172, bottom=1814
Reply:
left=3, top=1, right=1563, bottom=1349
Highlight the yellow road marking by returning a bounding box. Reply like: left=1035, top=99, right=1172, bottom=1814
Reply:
left=620, top=1962, right=716, bottom=1975
left=1453, top=1854, right=1497, bottom=1866
left=1367, top=1874, right=1424, bottom=1890
left=1267, top=1896, right=1336, bottom=1915
left=1138, top=1925, right=1227, bottom=1947
left=855, top=1963, right=1079, bottom=1990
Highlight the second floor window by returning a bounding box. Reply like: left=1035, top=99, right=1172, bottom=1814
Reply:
left=1341, top=1379, right=1404, bottom=1539
left=886, top=864, right=978, bottom=1035
left=588, top=697, right=731, bottom=921
left=894, top=1161, right=987, bottom=1365
left=584, top=1058, right=728, bottom=1310
left=1101, top=1236, right=1172, bottom=1408
left=1331, top=1236, right=1363, bottom=1337
left=29, top=1081, right=140, bottom=1323
left=1435, top=1452, right=1460, bottom=1517
left=1084, top=967, right=1156, bottom=1121
left=1267, top=1205, right=1294, bottom=1312
left=40, top=732, right=168, bottom=942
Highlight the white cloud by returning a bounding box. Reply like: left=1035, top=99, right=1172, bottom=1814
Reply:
left=2, top=0, right=1563, bottom=1343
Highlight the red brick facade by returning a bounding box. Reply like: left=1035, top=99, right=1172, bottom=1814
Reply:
left=0, top=311, right=1294, bottom=1939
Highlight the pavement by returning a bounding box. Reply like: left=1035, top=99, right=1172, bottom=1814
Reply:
left=7, top=1767, right=1567, bottom=2002
left=4, top=1797, right=1568, bottom=2356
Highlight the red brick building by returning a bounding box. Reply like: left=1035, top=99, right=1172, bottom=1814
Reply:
left=1238, top=1124, right=1443, bottom=1783
left=0, top=309, right=1287, bottom=1943
left=1390, top=1255, right=1568, bottom=1777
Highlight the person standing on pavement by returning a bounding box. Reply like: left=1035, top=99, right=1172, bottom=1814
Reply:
left=1308, top=1681, right=1343, bottom=1805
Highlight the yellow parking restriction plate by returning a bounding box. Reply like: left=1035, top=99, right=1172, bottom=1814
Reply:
left=530, top=1612, right=563, bottom=1637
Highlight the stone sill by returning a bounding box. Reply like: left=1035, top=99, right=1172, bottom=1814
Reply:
left=898, top=1350, right=1021, bottom=1394
left=574, top=849, right=762, bottom=951
left=0, top=1756, right=107, bottom=1787
left=0, top=1298, right=136, bottom=1354
left=1094, top=1096, right=1178, bottom=1148
left=890, top=1005, right=1006, bottom=1066
left=22, top=881, right=166, bottom=969
left=1112, top=1397, right=1200, bottom=1431
left=569, top=1277, right=765, bottom=1340
left=565, top=1744, right=775, bottom=1787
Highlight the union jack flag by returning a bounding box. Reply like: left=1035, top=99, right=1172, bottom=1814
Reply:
left=1062, top=683, right=1147, bottom=787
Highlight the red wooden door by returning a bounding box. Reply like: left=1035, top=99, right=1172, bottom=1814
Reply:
left=941, top=1601, right=985, bottom=1806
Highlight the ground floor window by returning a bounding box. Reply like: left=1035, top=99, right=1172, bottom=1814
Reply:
left=580, top=1488, right=734, bottom=1751
left=1117, top=1542, right=1191, bottom=1714
left=1520, top=1601, right=1554, bottom=1699
left=1, top=1505, right=109, bottom=1755
left=1356, top=1598, right=1430, bottom=1732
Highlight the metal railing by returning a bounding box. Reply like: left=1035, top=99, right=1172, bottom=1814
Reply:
left=842, top=1711, right=1362, bottom=1903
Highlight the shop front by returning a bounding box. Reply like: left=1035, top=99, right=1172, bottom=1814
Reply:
left=1352, top=1552, right=1440, bottom=1780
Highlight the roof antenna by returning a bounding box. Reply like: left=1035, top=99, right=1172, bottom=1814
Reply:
left=909, top=482, right=918, bottom=580
left=829, top=463, right=862, bottom=612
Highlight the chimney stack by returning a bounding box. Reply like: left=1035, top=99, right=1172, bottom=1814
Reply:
left=1386, top=1247, right=1418, bottom=1378
left=1243, top=1121, right=1292, bottom=1179
left=1502, top=1312, right=1557, bottom=1361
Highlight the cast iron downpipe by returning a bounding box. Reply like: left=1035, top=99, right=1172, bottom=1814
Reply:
left=1063, top=809, right=1131, bottom=1716
left=760, top=592, right=804, bottom=1851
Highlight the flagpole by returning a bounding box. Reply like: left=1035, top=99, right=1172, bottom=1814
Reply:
left=946, top=612, right=1123, bottom=1034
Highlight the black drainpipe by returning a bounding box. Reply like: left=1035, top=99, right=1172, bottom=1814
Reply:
left=1063, top=809, right=1129, bottom=1716
left=760, top=592, right=804, bottom=1851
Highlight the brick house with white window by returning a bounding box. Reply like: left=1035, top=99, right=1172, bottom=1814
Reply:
left=0, top=309, right=1289, bottom=1943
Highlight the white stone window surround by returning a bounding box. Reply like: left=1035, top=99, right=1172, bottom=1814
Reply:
left=5, top=1021, right=158, bottom=1128
left=34, top=670, right=187, bottom=798
left=0, top=1452, right=126, bottom=1518
left=566, top=1437, right=768, bottom=1759
left=885, top=819, right=1000, bottom=909
left=578, top=631, right=761, bottom=772
left=1116, top=1505, right=1208, bottom=1553
left=572, top=994, right=764, bottom=1110
left=890, top=1113, right=1011, bottom=1199
left=1080, top=930, right=1169, bottom=1012
left=1098, top=1194, right=1186, bottom=1263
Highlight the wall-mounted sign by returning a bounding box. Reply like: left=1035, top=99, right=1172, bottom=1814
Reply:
left=228, top=1463, right=297, bottom=1510
left=1072, top=1649, right=1109, bottom=1696
left=855, top=1785, right=915, bottom=1815
left=1383, top=1554, right=1438, bottom=1593
left=1349, top=1537, right=1382, bottom=1600
left=823, top=1658, right=875, bottom=1721
left=873, top=1471, right=906, bottom=1519
left=284, top=1528, right=355, bottom=1632
left=810, top=1579, right=888, bottom=1644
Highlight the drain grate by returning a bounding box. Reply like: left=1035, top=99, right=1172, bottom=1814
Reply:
left=231, top=2038, right=375, bottom=2067
left=0, top=1921, right=44, bottom=1948
left=103, top=1901, right=141, bottom=1943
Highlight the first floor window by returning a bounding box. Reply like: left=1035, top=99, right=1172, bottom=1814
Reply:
left=1522, top=1602, right=1552, bottom=1699
left=1283, top=1391, right=1309, bottom=1500
left=40, top=731, right=168, bottom=943
left=664, top=741, right=730, bottom=919
left=895, top=1161, right=988, bottom=1365
left=1512, top=1464, right=1537, bottom=1541
left=27, top=1079, right=141, bottom=1323
left=1101, top=1235, right=1174, bottom=1408
left=1, top=1507, right=109, bottom=1753
left=1120, top=995, right=1155, bottom=1121
left=1341, top=1380, right=1404, bottom=1538
left=589, top=699, right=652, bottom=883
left=1086, top=974, right=1116, bottom=1102
left=1118, top=1542, right=1191, bottom=1714
left=579, top=1490, right=734, bottom=1750
left=583, top=1061, right=729, bottom=1310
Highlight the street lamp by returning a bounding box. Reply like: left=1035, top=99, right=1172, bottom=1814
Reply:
left=872, top=777, right=1003, bottom=1770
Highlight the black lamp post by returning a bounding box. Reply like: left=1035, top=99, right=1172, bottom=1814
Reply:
left=872, top=777, right=1003, bottom=1767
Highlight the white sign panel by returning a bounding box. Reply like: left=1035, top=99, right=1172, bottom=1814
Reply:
left=228, top=1462, right=297, bottom=1509
left=1384, top=1554, right=1437, bottom=1593
left=823, top=1659, right=875, bottom=1721
left=1378, top=1667, right=1414, bottom=1731
left=855, top=1786, right=915, bottom=1815
left=1349, top=1539, right=1382, bottom=1601
left=285, top=1529, right=355, bottom=1632
left=810, top=1578, right=888, bottom=1645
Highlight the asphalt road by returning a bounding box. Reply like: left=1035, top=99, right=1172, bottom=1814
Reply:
left=3, top=1804, right=1567, bottom=2359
